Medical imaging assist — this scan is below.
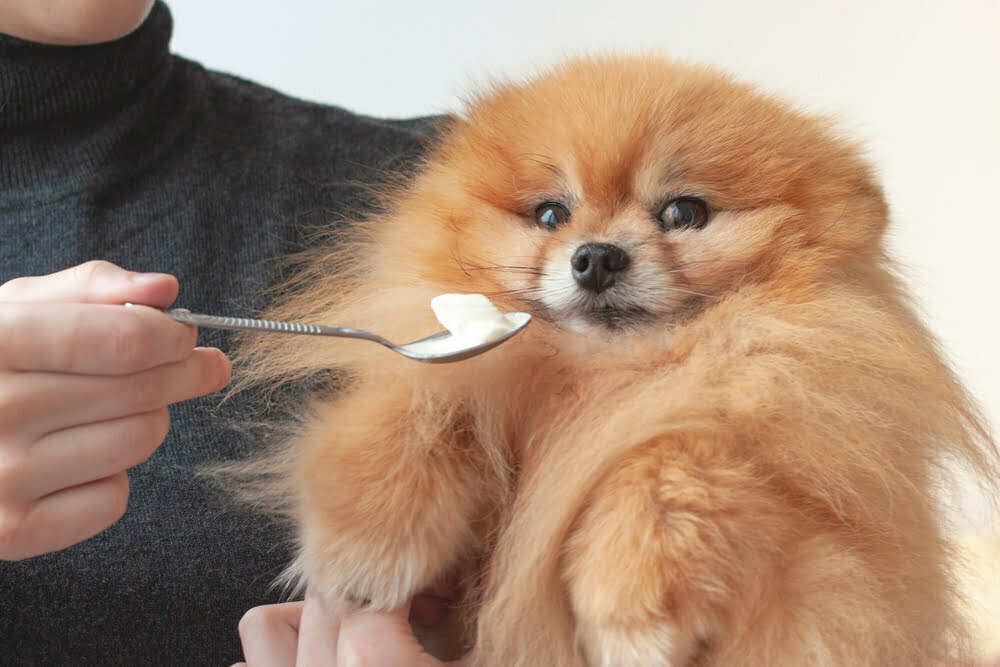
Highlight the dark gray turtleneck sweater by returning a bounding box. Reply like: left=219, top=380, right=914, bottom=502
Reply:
left=0, top=3, right=434, bottom=664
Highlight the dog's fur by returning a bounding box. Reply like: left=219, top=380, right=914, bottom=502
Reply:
left=232, top=56, right=997, bottom=665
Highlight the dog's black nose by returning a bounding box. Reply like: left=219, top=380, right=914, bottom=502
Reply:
left=571, top=243, right=630, bottom=293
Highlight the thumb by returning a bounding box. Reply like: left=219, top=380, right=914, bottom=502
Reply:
left=336, top=603, right=451, bottom=667
left=0, top=260, right=178, bottom=308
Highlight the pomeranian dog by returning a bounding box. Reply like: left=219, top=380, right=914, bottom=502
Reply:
left=233, top=55, right=997, bottom=665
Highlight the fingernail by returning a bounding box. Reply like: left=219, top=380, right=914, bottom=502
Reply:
left=341, top=646, right=361, bottom=667
left=130, top=271, right=172, bottom=284
left=214, top=349, right=233, bottom=389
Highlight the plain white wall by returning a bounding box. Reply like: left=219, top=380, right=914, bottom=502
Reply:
left=166, top=0, right=998, bottom=523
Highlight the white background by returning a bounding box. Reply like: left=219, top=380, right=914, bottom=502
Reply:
left=166, top=0, right=999, bottom=523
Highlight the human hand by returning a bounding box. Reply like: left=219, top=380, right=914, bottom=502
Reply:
left=0, top=260, right=231, bottom=560
left=236, top=582, right=464, bottom=667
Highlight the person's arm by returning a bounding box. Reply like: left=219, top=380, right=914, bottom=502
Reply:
left=0, top=260, right=230, bottom=560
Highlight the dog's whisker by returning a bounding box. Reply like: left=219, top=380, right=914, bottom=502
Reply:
left=453, top=254, right=546, bottom=277
left=672, top=279, right=725, bottom=289
left=463, top=266, right=545, bottom=276
left=667, top=258, right=752, bottom=271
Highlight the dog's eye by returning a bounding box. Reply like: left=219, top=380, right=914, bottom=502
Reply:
left=535, top=202, right=571, bottom=229
left=659, top=197, right=709, bottom=231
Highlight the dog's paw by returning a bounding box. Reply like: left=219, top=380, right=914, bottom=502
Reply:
left=575, top=620, right=702, bottom=667
left=294, top=503, right=471, bottom=615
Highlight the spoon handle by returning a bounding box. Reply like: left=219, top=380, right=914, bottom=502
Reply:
left=165, top=310, right=388, bottom=345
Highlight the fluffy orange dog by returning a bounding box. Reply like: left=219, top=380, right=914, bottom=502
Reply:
left=234, top=56, right=997, bottom=665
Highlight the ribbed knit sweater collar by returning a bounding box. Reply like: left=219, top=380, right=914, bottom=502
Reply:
left=0, top=2, right=171, bottom=129
left=1, top=2, right=176, bottom=193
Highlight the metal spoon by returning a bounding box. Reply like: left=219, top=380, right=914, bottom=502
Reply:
left=165, top=309, right=532, bottom=363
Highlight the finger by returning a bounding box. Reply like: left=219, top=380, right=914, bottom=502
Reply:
left=5, top=408, right=170, bottom=501
left=337, top=602, right=446, bottom=667
left=297, top=593, right=342, bottom=667
left=0, top=303, right=197, bottom=375
left=238, top=601, right=305, bottom=667
left=0, top=471, right=128, bottom=561
left=423, top=571, right=460, bottom=600
left=410, top=571, right=460, bottom=627
left=0, top=260, right=178, bottom=308
left=410, top=594, right=449, bottom=628
left=5, top=347, right=230, bottom=440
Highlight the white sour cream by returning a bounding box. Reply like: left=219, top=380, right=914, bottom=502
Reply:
left=401, top=294, right=524, bottom=357
left=431, top=293, right=515, bottom=344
